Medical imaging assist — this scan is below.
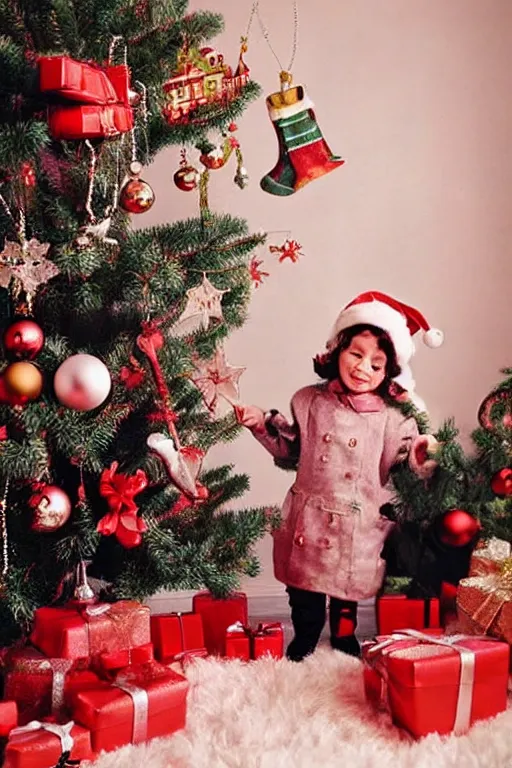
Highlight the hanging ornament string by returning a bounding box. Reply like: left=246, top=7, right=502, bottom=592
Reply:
left=0, top=479, right=10, bottom=579
left=247, top=1, right=299, bottom=89
left=0, top=192, right=26, bottom=244
left=84, top=140, right=98, bottom=223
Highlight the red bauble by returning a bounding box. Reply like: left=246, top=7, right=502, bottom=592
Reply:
left=29, top=484, right=72, bottom=532
left=437, top=509, right=481, bottom=547
left=173, top=165, right=200, bottom=192
left=119, top=178, right=155, bottom=214
left=490, top=468, right=512, bottom=496
left=3, top=319, right=44, bottom=360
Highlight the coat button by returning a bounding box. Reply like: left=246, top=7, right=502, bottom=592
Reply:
left=319, top=537, right=332, bottom=549
left=294, top=534, right=305, bottom=547
left=345, top=471, right=353, bottom=480
left=323, top=433, right=332, bottom=443
left=348, top=438, right=357, bottom=448
left=320, top=455, right=329, bottom=463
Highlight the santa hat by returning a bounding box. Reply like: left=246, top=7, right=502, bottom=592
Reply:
left=325, top=291, right=443, bottom=406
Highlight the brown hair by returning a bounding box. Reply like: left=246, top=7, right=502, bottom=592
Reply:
left=313, top=324, right=401, bottom=397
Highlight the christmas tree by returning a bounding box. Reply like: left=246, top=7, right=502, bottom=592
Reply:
left=383, top=372, right=512, bottom=595
left=0, top=0, right=271, bottom=646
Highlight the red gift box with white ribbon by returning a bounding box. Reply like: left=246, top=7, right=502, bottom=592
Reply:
left=362, top=629, right=509, bottom=738
left=4, top=720, right=93, bottom=768
left=150, top=612, right=205, bottom=662
left=225, top=621, right=284, bottom=661
left=0, top=701, right=18, bottom=738
left=69, top=662, right=188, bottom=754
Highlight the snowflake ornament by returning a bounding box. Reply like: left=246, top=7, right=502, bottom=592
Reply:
left=169, top=274, right=228, bottom=338
left=0, top=238, right=59, bottom=298
left=191, top=346, right=245, bottom=415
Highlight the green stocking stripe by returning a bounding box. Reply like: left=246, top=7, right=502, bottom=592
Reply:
left=275, top=112, right=323, bottom=151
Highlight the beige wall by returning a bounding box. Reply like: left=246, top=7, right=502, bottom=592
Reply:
left=140, top=1, right=512, bottom=598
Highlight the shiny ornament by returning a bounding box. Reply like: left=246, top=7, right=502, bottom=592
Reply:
left=174, top=165, right=200, bottom=191
left=3, top=319, right=44, bottom=360
left=199, top=146, right=227, bottom=170
left=491, top=468, right=512, bottom=497
left=119, top=177, right=155, bottom=213
left=54, top=354, right=111, bottom=411
left=29, top=484, right=72, bottom=532
left=437, top=509, right=481, bottom=548
left=119, top=161, right=155, bottom=214
left=20, top=161, right=36, bottom=188
left=3, top=361, right=43, bottom=402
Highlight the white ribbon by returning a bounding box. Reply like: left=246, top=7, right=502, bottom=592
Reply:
left=9, top=720, right=74, bottom=753
left=114, top=682, right=148, bottom=744
left=367, top=629, right=496, bottom=735
left=226, top=621, right=245, bottom=634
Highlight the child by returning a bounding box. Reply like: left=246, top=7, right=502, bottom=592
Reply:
left=234, top=291, right=443, bottom=661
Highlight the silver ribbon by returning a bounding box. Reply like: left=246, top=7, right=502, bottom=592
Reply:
left=9, top=720, right=74, bottom=753
left=367, top=629, right=497, bottom=735
left=113, top=681, right=148, bottom=743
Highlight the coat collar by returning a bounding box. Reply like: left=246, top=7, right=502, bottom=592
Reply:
left=327, top=378, right=385, bottom=413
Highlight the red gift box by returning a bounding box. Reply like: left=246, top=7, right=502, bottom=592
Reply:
left=39, top=55, right=118, bottom=104
left=192, top=591, right=248, bottom=655
left=377, top=595, right=440, bottom=634
left=98, top=641, right=154, bottom=673
left=165, top=648, right=209, bottom=675
left=0, top=701, right=18, bottom=737
left=69, top=662, right=188, bottom=753
left=363, top=630, right=509, bottom=738
left=150, top=612, right=204, bottom=661
left=48, top=103, right=133, bottom=140
left=4, top=721, right=93, bottom=768
left=3, top=647, right=98, bottom=725
left=30, top=600, right=150, bottom=660
left=225, top=622, right=284, bottom=661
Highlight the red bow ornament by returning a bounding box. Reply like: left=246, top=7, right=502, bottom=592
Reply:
left=97, top=461, right=148, bottom=548
left=38, top=56, right=134, bottom=140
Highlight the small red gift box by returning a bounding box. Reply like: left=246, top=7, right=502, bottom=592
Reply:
left=30, top=600, right=150, bottom=660
left=98, top=642, right=155, bottom=673
left=69, top=662, right=188, bottom=753
left=150, top=612, right=204, bottom=661
left=48, top=103, right=134, bottom=140
left=39, top=55, right=118, bottom=104
left=363, top=630, right=509, bottom=738
left=376, top=595, right=440, bottom=635
left=192, top=591, right=248, bottom=655
left=4, top=721, right=93, bottom=768
left=3, top=647, right=98, bottom=725
left=0, top=701, right=18, bottom=737
left=225, top=622, right=284, bottom=661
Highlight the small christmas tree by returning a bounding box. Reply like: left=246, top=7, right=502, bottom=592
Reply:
left=0, top=0, right=272, bottom=646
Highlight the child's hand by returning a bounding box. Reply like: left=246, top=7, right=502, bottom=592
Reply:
left=234, top=404, right=266, bottom=432
left=411, top=434, right=440, bottom=479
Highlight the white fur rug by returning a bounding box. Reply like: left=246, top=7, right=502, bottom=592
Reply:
left=87, top=648, right=512, bottom=768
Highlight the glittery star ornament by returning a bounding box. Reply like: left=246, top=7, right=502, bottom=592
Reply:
left=191, top=346, right=245, bottom=415
left=0, top=238, right=59, bottom=298
left=169, top=274, right=228, bottom=338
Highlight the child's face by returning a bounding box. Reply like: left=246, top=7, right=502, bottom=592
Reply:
left=338, top=331, right=387, bottom=394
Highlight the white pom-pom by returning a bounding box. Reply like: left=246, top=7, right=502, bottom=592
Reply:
left=423, top=328, right=444, bottom=348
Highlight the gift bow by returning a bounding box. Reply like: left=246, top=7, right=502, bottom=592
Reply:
left=226, top=621, right=282, bottom=638
left=9, top=720, right=79, bottom=767
left=97, top=461, right=148, bottom=548
left=459, top=558, right=512, bottom=632
left=367, top=629, right=499, bottom=735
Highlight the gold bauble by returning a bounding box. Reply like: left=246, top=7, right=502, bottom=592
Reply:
left=3, top=361, right=43, bottom=400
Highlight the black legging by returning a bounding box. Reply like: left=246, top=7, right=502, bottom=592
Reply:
left=285, top=586, right=358, bottom=660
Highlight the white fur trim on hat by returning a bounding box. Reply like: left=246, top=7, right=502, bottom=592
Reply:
left=326, top=301, right=415, bottom=368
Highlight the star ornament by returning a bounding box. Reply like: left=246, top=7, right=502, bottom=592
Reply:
left=169, top=274, right=228, bottom=338
left=0, top=238, right=59, bottom=296
left=191, top=346, right=245, bottom=415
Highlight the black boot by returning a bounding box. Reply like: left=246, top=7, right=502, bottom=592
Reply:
left=329, top=598, right=361, bottom=658
left=285, top=586, right=326, bottom=662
